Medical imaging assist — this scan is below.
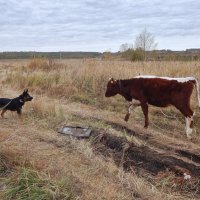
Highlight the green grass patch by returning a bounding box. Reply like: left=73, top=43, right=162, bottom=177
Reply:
left=4, top=168, right=73, bottom=200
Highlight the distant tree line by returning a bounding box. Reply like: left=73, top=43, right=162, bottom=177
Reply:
left=1, top=49, right=199, bottom=62
left=0, top=51, right=102, bottom=59
left=120, top=49, right=200, bottom=62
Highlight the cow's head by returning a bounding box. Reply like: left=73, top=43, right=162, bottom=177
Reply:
left=105, top=78, right=120, bottom=97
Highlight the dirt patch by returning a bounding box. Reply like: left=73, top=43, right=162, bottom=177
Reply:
left=176, top=150, right=200, bottom=164
left=90, top=130, right=200, bottom=196
left=63, top=114, right=200, bottom=178
left=91, top=131, right=200, bottom=178
left=81, top=115, right=200, bottom=160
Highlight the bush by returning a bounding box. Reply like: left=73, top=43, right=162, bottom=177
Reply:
left=131, top=49, right=145, bottom=61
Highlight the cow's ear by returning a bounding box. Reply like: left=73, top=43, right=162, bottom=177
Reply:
left=111, top=80, right=117, bottom=84
left=109, top=77, right=114, bottom=84
left=110, top=78, right=118, bottom=84
left=110, top=79, right=117, bottom=84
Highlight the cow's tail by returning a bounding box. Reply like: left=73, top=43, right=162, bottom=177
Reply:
left=194, top=78, right=200, bottom=108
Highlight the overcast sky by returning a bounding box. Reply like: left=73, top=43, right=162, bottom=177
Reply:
left=0, top=0, right=199, bottom=52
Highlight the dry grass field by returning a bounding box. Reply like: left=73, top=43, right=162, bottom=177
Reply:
left=0, top=58, right=200, bottom=200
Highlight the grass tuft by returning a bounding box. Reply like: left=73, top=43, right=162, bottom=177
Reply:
left=4, top=168, right=73, bottom=200
left=25, top=100, right=66, bottom=129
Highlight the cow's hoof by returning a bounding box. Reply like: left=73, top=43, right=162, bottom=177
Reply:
left=124, top=113, right=130, bottom=122
left=186, top=135, right=192, bottom=140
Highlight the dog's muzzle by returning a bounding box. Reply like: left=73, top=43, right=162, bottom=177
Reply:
left=26, top=97, right=33, bottom=101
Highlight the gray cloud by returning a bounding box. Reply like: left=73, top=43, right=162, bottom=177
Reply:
left=0, top=0, right=199, bottom=51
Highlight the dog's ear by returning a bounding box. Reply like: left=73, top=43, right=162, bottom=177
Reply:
left=24, top=89, right=28, bottom=93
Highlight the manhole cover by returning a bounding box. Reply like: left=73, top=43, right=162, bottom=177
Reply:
left=58, top=125, right=92, bottom=138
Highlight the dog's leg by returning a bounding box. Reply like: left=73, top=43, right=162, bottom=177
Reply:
left=17, top=110, right=23, bottom=122
left=1, top=109, right=7, bottom=118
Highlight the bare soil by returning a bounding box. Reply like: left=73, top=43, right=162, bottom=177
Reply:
left=91, top=129, right=200, bottom=177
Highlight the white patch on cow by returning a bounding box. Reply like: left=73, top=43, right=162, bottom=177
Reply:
left=128, top=104, right=132, bottom=114
left=132, top=99, right=141, bottom=106
left=183, top=173, right=191, bottom=180
left=185, top=117, right=193, bottom=139
left=135, top=75, right=196, bottom=83
left=128, top=99, right=141, bottom=114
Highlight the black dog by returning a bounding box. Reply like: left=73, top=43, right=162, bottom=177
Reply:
left=0, top=89, right=33, bottom=119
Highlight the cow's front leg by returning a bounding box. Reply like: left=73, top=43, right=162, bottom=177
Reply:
left=124, top=99, right=141, bottom=122
left=185, top=116, right=193, bottom=139
left=141, top=103, right=149, bottom=128
left=124, top=102, right=132, bottom=121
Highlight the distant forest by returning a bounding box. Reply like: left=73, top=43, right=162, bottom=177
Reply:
left=0, top=51, right=102, bottom=59
left=0, top=49, right=200, bottom=61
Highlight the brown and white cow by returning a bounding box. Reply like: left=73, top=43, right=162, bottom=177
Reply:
left=105, top=76, right=200, bottom=139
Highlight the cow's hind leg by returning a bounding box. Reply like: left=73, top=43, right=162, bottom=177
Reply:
left=175, top=105, right=194, bottom=139
left=141, top=103, right=149, bottom=128
left=185, top=116, right=194, bottom=139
